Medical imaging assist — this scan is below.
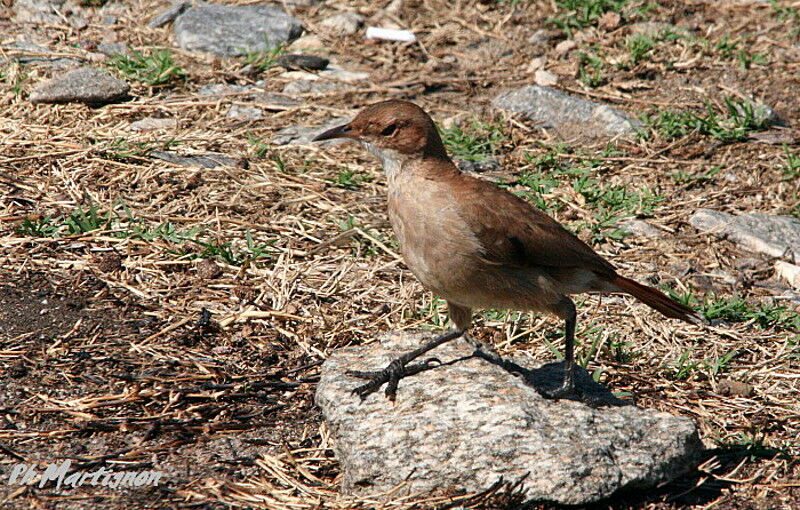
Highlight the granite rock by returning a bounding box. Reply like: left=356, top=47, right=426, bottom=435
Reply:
left=316, top=331, right=702, bottom=505
left=30, top=67, right=129, bottom=104
left=689, top=209, right=800, bottom=263
left=493, top=85, right=640, bottom=138
left=173, top=4, right=303, bottom=57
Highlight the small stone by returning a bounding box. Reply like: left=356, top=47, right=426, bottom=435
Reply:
left=689, top=209, right=800, bottom=264
left=198, top=83, right=259, bottom=97
left=101, top=14, right=117, bottom=25
left=173, top=5, right=304, bottom=57
left=528, top=28, right=554, bottom=45
left=534, top=69, right=558, bottom=86
left=149, top=151, right=245, bottom=169
left=30, top=67, right=130, bottom=105
left=127, top=117, right=178, bottom=131
left=96, top=42, right=129, bottom=56
left=619, top=219, right=664, bottom=239
left=555, top=39, right=577, bottom=55
left=527, top=56, right=545, bottom=73
left=276, top=53, right=329, bottom=71
left=492, top=85, right=640, bottom=138
left=196, top=259, right=223, bottom=279
left=776, top=261, right=800, bottom=289
left=226, top=104, right=264, bottom=121
left=319, top=12, right=365, bottom=36
left=287, top=34, right=325, bottom=52
left=254, top=93, right=299, bottom=111
left=316, top=331, right=701, bottom=505
left=148, top=0, right=191, bottom=29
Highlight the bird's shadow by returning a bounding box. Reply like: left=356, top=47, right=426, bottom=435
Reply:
left=444, top=349, right=629, bottom=407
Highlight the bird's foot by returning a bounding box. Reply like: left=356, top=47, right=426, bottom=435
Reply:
left=346, top=357, right=440, bottom=402
left=539, top=373, right=606, bottom=407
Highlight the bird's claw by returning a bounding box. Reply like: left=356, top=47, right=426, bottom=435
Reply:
left=346, top=357, right=441, bottom=401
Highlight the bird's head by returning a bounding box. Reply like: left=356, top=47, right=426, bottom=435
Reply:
left=313, top=100, right=449, bottom=172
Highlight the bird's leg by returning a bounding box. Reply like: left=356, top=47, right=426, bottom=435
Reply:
left=347, top=329, right=465, bottom=401
left=541, top=297, right=581, bottom=400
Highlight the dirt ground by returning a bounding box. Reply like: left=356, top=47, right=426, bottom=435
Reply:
left=1, top=0, right=799, bottom=508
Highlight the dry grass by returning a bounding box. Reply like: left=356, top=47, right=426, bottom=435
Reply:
left=1, top=0, right=799, bottom=508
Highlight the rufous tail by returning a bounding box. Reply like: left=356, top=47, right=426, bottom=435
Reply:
left=611, top=275, right=705, bottom=325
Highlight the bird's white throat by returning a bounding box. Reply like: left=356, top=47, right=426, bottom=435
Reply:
left=360, top=141, right=404, bottom=183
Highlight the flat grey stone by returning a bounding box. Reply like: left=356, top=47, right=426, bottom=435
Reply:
left=319, top=12, right=365, bottom=35
left=127, top=117, right=178, bottom=131
left=492, top=85, right=640, bottom=138
left=253, top=93, right=299, bottom=111
left=148, top=0, right=191, bottom=28
left=619, top=219, right=665, bottom=239
left=198, top=83, right=260, bottom=97
left=3, top=41, right=79, bottom=69
left=282, top=66, right=369, bottom=96
left=690, top=209, right=800, bottom=263
left=149, top=151, right=243, bottom=169
left=277, top=53, right=329, bottom=71
left=173, top=4, right=303, bottom=57
left=14, top=0, right=66, bottom=24
left=226, top=104, right=264, bottom=121
left=96, top=42, right=129, bottom=56
left=273, top=117, right=349, bottom=146
left=316, top=331, right=702, bottom=505
left=29, top=67, right=130, bottom=104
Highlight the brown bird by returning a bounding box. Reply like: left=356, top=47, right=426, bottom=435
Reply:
left=314, top=100, right=702, bottom=403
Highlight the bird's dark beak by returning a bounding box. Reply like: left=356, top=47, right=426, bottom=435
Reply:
left=312, top=123, right=353, bottom=142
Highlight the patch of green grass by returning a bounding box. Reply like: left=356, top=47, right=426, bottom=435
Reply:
left=782, top=145, right=800, bottom=180
left=100, top=138, right=181, bottom=161
left=770, top=0, right=800, bottom=35
left=247, top=134, right=270, bottom=158
left=714, top=36, right=768, bottom=69
left=330, top=168, right=371, bottom=191
left=17, top=201, right=277, bottom=267
left=667, top=290, right=800, bottom=331
left=736, top=49, right=768, bottom=70
left=17, top=215, right=61, bottom=237
left=243, top=45, right=285, bottom=72
left=107, top=49, right=186, bottom=86
left=626, top=33, right=655, bottom=65
left=515, top=145, right=662, bottom=243
left=439, top=120, right=508, bottom=162
left=577, top=51, right=607, bottom=87
left=666, top=348, right=738, bottom=381
left=548, top=0, right=630, bottom=36
left=640, top=96, right=770, bottom=142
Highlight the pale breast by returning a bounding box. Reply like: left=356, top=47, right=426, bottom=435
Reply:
left=387, top=175, right=488, bottom=301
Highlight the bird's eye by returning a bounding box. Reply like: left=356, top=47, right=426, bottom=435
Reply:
left=380, top=124, right=397, bottom=136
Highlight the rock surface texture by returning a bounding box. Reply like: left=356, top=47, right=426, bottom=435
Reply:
left=29, top=67, right=129, bottom=104
left=492, top=85, right=640, bottom=137
left=316, top=331, right=701, bottom=505
left=173, top=5, right=303, bottom=57
left=690, top=209, right=800, bottom=263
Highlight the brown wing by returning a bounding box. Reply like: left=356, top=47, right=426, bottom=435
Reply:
left=456, top=174, right=617, bottom=276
